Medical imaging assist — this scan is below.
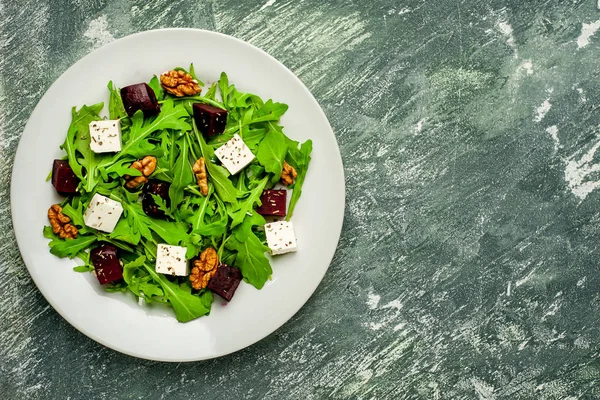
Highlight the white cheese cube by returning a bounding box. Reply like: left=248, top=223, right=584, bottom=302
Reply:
left=155, top=244, right=189, bottom=276
left=83, top=193, right=124, bottom=233
left=265, top=221, right=297, bottom=255
left=89, top=119, right=122, bottom=153
left=214, top=134, right=255, bottom=175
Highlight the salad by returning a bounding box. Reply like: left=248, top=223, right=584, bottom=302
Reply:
left=43, top=65, right=312, bottom=322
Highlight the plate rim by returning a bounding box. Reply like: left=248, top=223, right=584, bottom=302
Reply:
left=10, top=27, right=345, bottom=362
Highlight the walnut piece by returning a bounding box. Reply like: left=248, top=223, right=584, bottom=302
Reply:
left=192, top=157, right=208, bottom=196
left=47, top=204, right=78, bottom=239
left=190, top=247, right=219, bottom=290
left=124, top=156, right=157, bottom=188
left=280, top=161, right=298, bottom=186
left=160, top=70, right=202, bottom=97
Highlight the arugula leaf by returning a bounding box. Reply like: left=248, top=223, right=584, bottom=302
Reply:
left=185, top=194, right=228, bottom=236
left=122, top=256, right=165, bottom=299
left=113, top=99, right=191, bottom=161
left=60, top=104, right=106, bottom=192
left=110, top=197, right=153, bottom=244
left=286, top=139, right=313, bottom=220
left=256, top=126, right=288, bottom=183
left=43, top=226, right=97, bottom=259
left=226, top=229, right=271, bottom=289
left=229, top=176, right=269, bottom=229
left=107, top=81, right=129, bottom=122
left=146, top=218, right=189, bottom=245
left=147, top=75, right=164, bottom=101
left=218, top=72, right=232, bottom=109
left=205, top=82, right=217, bottom=100
left=151, top=194, right=175, bottom=219
left=142, top=262, right=213, bottom=322
left=169, top=137, right=194, bottom=212
left=194, top=123, right=243, bottom=203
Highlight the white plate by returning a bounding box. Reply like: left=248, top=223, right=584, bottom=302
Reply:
left=10, top=29, right=345, bottom=362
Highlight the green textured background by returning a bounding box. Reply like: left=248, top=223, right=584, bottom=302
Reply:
left=3, top=0, right=600, bottom=398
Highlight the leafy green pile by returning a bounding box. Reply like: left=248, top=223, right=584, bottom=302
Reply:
left=43, top=68, right=312, bottom=322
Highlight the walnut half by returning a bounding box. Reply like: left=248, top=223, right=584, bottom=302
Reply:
left=192, top=157, right=208, bottom=196
left=280, top=161, right=298, bottom=186
left=160, top=70, right=201, bottom=97
left=47, top=204, right=78, bottom=239
left=190, top=247, right=219, bottom=290
left=124, top=156, right=157, bottom=188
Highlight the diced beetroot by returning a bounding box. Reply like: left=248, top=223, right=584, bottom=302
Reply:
left=120, top=83, right=160, bottom=117
left=51, top=159, right=80, bottom=195
left=90, top=243, right=123, bottom=285
left=256, top=189, right=287, bottom=216
left=193, top=103, right=228, bottom=136
left=207, top=264, right=242, bottom=301
left=142, top=180, right=170, bottom=218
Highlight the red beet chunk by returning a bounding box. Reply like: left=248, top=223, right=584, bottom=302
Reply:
left=51, top=160, right=80, bottom=195
left=142, top=180, right=170, bottom=218
left=256, top=189, right=287, bottom=217
left=193, top=103, right=228, bottom=136
left=90, top=243, right=123, bottom=285
left=120, top=83, right=160, bottom=117
left=207, top=264, right=242, bottom=301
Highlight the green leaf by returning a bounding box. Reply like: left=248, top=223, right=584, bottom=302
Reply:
left=205, top=82, right=217, bottom=100
left=147, top=75, right=164, bottom=101
left=194, top=123, right=243, bottom=203
left=169, top=137, right=194, bottom=212
left=256, top=126, right=288, bottom=183
left=142, top=263, right=213, bottom=322
left=229, top=176, right=268, bottom=229
left=146, top=218, right=189, bottom=245
left=43, top=226, right=97, bottom=259
left=151, top=194, right=175, bottom=219
left=107, top=81, right=129, bottom=121
left=218, top=72, right=231, bottom=109
left=61, top=104, right=106, bottom=192
left=73, top=265, right=94, bottom=273
left=226, top=229, right=271, bottom=289
left=286, top=139, right=313, bottom=220
left=113, top=99, right=191, bottom=161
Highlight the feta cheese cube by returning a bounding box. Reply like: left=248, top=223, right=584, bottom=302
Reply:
left=155, top=244, right=188, bottom=276
left=214, top=134, right=255, bottom=175
left=265, top=221, right=297, bottom=255
left=83, top=193, right=124, bottom=233
left=89, top=119, right=122, bottom=153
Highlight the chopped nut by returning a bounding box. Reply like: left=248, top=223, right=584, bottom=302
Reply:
left=280, top=161, right=298, bottom=186
left=189, top=247, right=219, bottom=290
left=124, top=156, right=157, bottom=188
left=160, top=70, right=201, bottom=97
left=47, top=204, right=78, bottom=239
left=192, top=157, right=208, bottom=196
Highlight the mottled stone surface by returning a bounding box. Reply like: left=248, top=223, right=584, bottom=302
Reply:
left=3, top=0, right=600, bottom=399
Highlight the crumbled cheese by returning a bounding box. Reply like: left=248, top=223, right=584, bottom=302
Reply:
left=214, top=133, right=255, bottom=175
left=83, top=193, right=124, bottom=233
left=265, top=221, right=297, bottom=255
left=88, top=119, right=122, bottom=153
left=155, top=244, right=188, bottom=276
